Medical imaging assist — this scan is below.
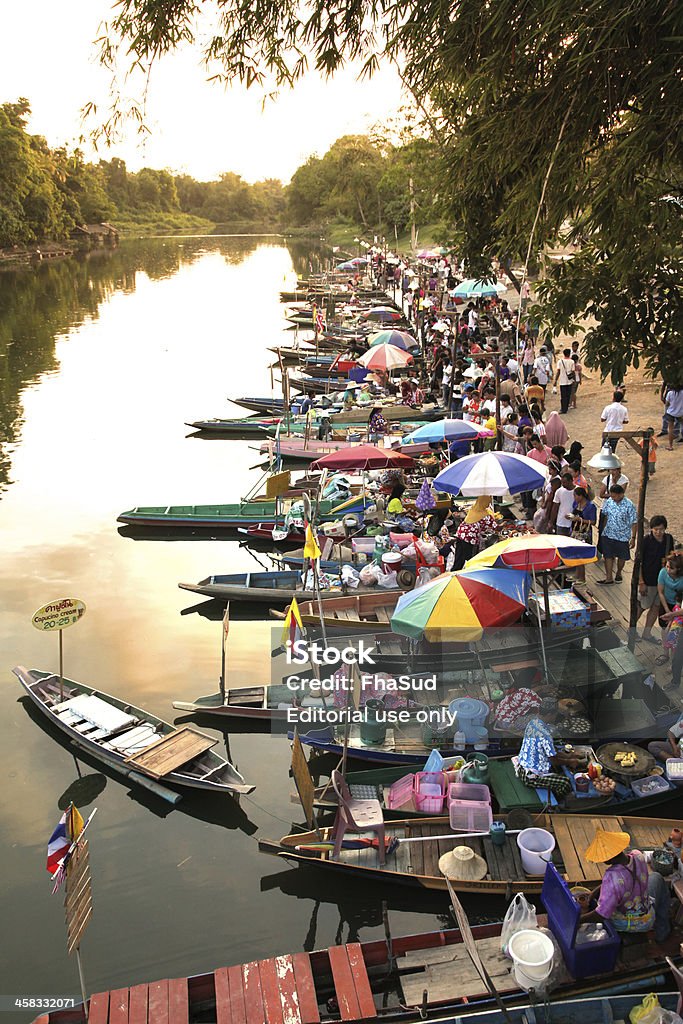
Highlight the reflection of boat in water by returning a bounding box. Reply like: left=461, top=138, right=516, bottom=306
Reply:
left=15, top=666, right=254, bottom=798
left=19, top=695, right=258, bottom=833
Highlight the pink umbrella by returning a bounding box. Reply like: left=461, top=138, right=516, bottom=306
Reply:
left=358, top=345, right=413, bottom=371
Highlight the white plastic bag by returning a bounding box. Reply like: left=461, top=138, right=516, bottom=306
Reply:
left=630, top=994, right=683, bottom=1024
left=341, top=565, right=360, bottom=589
left=500, top=893, right=538, bottom=956
left=378, top=570, right=398, bottom=589
left=359, top=563, right=383, bottom=586
left=417, top=566, right=441, bottom=587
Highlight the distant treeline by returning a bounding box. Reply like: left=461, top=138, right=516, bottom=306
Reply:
left=0, top=98, right=441, bottom=246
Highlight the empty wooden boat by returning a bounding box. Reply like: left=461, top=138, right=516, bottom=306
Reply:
left=279, top=591, right=405, bottom=631
left=14, top=666, right=254, bottom=797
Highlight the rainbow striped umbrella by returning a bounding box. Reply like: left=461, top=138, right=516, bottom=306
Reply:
left=391, top=568, right=530, bottom=642
left=368, top=329, right=416, bottom=350
left=466, top=534, right=597, bottom=571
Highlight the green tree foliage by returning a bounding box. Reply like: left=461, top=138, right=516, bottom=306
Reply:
left=101, top=0, right=682, bottom=381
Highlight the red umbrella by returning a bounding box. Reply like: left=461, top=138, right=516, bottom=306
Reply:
left=309, top=445, right=416, bottom=472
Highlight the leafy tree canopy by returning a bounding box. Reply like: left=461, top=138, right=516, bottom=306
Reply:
left=100, top=0, right=683, bottom=381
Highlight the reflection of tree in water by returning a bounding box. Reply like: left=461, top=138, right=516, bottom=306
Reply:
left=0, top=236, right=265, bottom=494
left=285, top=239, right=329, bottom=280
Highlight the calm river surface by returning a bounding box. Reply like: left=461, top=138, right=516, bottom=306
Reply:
left=0, top=236, right=464, bottom=1016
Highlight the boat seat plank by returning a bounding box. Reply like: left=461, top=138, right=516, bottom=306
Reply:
left=124, top=727, right=217, bottom=778
left=127, top=985, right=148, bottom=1024
left=57, top=710, right=86, bottom=725
left=291, top=953, right=320, bottom=1024
left=65, top=694, right=137, bottom=733
left=242, top=962, right=266, bottom=1023
left=227, top=688, right=265, bottom=707
left=167, top=979, right=188, bottom=1024
left=108, top=726, right=158, bottom=752
left=73, top=721, right=100, bottom=734
left=53, top=696, right=84, bottom=713
left=570, top=816, right=605, bottom=879
left=148, top=979, right=169, bottom=1024
left=421, top=837, right=440, bottom=879
left=273, top=955, right=302, bottom=1024
left=108, top=988, right=129, bottom=1024
left=345, top=944, right=376, bottom=1019
left=375, top=608, right=390, bottom=624
left=407, top=826, right=425, bottom=877
left=87, top=992, right=109, bottom=1024
left=552, top=815, right=586, bottom=881
left=328, top=946, right=361, bottom=1021
left=258, top=958, right=285, bottom=1024
left=226, top=965, right=247, bottom=1024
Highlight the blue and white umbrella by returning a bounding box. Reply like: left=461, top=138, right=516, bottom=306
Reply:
left=402, top=420, right=490, bottom=445
left=452, top=279, right=507, bottom=299
left=434, top=452, right=548, bottom=496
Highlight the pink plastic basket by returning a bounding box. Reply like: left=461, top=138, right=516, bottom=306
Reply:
left=447, top=782, right=491, bottom=808
left=386, top=774, right=415, bottom=810
left=449, top=800, right=493, bottom=831
left=414, top=771, right=447, bottom=813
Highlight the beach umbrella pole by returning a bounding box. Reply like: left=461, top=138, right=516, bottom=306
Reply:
left=531, top=566, right=549, bottom=681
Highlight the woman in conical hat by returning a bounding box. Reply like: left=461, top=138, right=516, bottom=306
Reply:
left=580, top=829, right=671, bottom=943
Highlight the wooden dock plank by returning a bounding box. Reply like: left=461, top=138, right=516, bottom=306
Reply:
left=87, top=993, right=109, bottom=1024
left=291, top=953, right=320, bottom=1024
left=258, top=958, right=285, bottom=1024
left=167, top=979, right=188, bottom=1024
left=328, top=946, right=361, bottom=1021
left=108, top=989, right=129, bottom=1024
left=552, top=815, right=585, bottom=881
left=148, top=980, right=169, bottom=1024
left=226, top=965, right=247, bottom=1024
left=274, top=955, right=302, bottom=1024
left=345, top=944, right=376, bottom=1019
left=570, top=817, right=604, bottom=878
left=125, top=727, right=216, bottom=778
left=421, top=836, right=440, bottom=878
left=242, top=962, right=266, bottom=1024
left=214, top=969, right=231, bottom=1024
left=128, top=986, right=148, bottom=1024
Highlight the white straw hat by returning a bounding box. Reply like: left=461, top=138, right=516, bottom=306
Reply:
left=439, top=845, right=488, bottom=881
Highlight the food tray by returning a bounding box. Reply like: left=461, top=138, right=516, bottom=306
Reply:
left=666, top=758, right=683, bottom=782
left=596, top=742, right=654, bottom=777
left=630, top=775, right=672, bottom=798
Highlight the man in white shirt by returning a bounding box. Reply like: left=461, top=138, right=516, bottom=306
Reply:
left=601, top=391, right=629, bottom=451
left=553, top=348, right=576, bottom=414
left=507, top=354, right=519, bottom=374
left=533, top=348, right=551, bottom=388
left=550, top=473, right=577, bottom=535
left=468, top=305, right=479, bottom=331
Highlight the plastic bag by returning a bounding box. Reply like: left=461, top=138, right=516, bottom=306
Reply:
left=378, top=570, right=398, bottom=589
left=359, top=563, right=383, bottom=586
left=630, top=995, right=683, bottom=1024
left=341, top=565, right=360, bottom=589
left=417, top=566, right=441, bottom=587
left=501, top=893, right=538, bottom=956
left=415, top=538, right=440, bottom=564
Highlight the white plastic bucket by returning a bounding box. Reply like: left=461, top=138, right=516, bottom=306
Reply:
left=517, top=828, right=556, bottom=875
left=508, top=929, right=554, bottom=984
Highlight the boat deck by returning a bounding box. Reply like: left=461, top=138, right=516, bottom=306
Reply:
left=315, top=814, right=674, bottom=890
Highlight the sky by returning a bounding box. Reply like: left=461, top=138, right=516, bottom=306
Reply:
left=1, top=0, right=403, bottom=184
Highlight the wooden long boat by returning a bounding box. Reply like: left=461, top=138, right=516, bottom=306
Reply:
left=258, top=811, right=679, bottom=895
left=29, top=917, right=681, bottom=1024
left=116, top=497, right=353, bottom=531
left=311, top=758, right=683, bottom=819
left=14, top=666, right=254, bottom=797
left=178, top=570, right=401, bottom=605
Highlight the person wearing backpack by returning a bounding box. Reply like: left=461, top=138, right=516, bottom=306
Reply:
left=553, top=348, right=575, bottom=414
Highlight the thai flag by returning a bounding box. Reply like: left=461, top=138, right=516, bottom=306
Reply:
left=46, top=812, right=70, bottom=876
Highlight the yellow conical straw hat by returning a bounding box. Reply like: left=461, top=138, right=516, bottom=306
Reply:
left=584, top=829, right=630, bottom=863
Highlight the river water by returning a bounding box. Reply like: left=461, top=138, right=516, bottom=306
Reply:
left=0, top=236, right=472, bottom=1016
